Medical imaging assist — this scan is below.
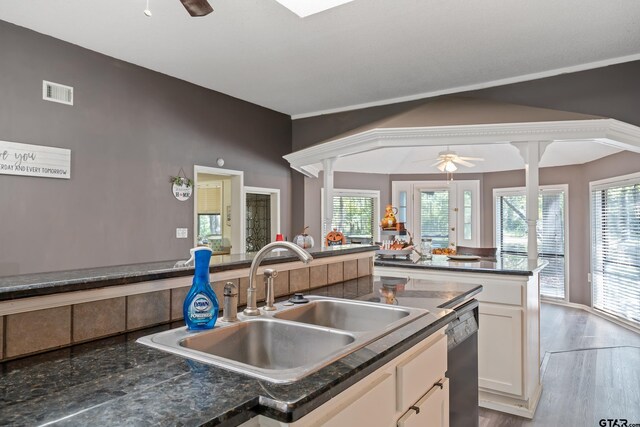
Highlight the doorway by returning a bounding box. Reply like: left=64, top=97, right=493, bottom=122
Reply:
left=244, top=186, right=280, bottom=252
left=392, top=180, right=480, bottom=249
left=194, top=166, right=245, bottom=254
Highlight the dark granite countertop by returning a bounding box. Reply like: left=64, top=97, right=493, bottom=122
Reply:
left=0, top=275, right=481, bottom=427
left=0, top=244, right=377, bottom=301
left=375, top=253, right=547, bottom=276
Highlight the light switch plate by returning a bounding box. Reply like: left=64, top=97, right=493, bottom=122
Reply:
left=176, top=228, right=188, bottom=239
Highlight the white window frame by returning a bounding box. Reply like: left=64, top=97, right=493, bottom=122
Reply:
left=392, top=180, right=480, bottom=248
left=589, top=171, right=640, bottom=326
left=493, top=184, right=570, bottom=302
left=321, top=188, right=381, bottom=243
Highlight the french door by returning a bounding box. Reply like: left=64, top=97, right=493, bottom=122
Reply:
left=392, top=180, right=480, bottom=249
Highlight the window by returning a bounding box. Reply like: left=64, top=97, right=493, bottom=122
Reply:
left=463, top=190, right=472, bottom=240
left=198, top=214, right=221, bottom=238
left=327, top=189, right=380, bottom=243
left=591, top=175, right=640, bottom=325
left=420, top=190, right=450, bottom=248
left=495, top=187, right=567, bottom=300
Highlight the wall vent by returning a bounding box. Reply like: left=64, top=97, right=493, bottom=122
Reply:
left=42, top=80, right=73, bottom=105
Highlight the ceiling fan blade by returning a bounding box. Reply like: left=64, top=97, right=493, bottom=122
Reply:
left=458, top=156, right=484, bottom=161
left=431, top=160, right=444, bottom=166
left=454, top=158, right=475, bottom=167
left=437, top=163, right=446, bottom=172
left=180, top=0, right=213, bottom=16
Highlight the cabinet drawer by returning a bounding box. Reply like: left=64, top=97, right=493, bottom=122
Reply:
left=397, top=378, right=449, bottom=427
left=313, top=372, right=395, bottom=427
left=475, top=281, right=522, bottom=306
left=396, top=333, right=447, bottom=410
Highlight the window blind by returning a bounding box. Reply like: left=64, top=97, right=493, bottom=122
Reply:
left=332, top=195, right=374, bottom=240
left=495, top=191, right=566, bottom=299
left=592, top=182, right=640, bottom=325
left=420, top=190, right=450, bottom=248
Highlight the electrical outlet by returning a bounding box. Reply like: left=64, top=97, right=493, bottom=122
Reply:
left=176, top=228, right=188, bottom=239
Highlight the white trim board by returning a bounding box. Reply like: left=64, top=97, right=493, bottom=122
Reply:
left=292, top=53, right=640, bottom=119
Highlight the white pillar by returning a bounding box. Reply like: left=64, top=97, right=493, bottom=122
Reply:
left=512, top=142, right=548, bottom=260
left=322, top=158, right=336, bottom=241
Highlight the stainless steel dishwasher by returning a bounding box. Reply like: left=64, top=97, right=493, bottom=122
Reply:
left=446, top=298, right=479, bottom=427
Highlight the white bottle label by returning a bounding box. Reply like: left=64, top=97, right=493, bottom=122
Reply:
left=188, top=293, right=213, bottom=321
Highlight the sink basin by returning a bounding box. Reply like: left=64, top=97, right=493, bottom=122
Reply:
left=274, top=298, right=411, bottom=332
left=181, top=318, right=355, bottom=370
left=137, top=296, right=428, bottom=383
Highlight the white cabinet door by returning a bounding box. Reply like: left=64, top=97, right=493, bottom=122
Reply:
left=311, top=372, right=396, bottom=427
left=397, top=378, right=449, bottom=427
left=478, top=304, right=523, bottom=396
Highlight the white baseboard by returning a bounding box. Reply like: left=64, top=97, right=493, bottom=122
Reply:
left=479, top=384, right=542, bottom=419
left=542, top=299, right=640, bottom=335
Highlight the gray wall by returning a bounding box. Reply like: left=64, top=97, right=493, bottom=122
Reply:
left=292, top=61, right=640, bottom=150
left=0, top=21, right=292, bottom=276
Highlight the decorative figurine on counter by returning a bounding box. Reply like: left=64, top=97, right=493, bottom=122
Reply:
left=380, top=204, right=398, bottom=229
left=325, top=228, right=347, bottom=246
left=293, top=226, right=315, bottom=249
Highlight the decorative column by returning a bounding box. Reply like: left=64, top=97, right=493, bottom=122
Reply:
left=512, top=141, right=550, bottom=260
left=322, top=158, right=336, bottom=241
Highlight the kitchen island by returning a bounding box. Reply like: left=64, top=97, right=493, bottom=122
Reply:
left=0, top=275, right=481, bottom=426
left=375, top=254, right=547, bottom=419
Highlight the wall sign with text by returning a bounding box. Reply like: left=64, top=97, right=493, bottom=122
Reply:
left=0, top=140, right=71, bottom=179
left=172, top=182, right=193, bottom=201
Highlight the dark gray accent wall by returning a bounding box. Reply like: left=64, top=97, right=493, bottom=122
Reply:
left=0, top=21, right=292, bottom=276
left=292, top=61, right=640, bottom=150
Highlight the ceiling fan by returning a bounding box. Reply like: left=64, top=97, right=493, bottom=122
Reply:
left=431, top=150, right=484, bottom=172
left=179, top=0, right=213, bottom=16
left=144, top=0, right=213, bottom=17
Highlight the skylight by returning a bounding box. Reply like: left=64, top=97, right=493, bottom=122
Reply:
left=274, top=0, right=355, bottom=17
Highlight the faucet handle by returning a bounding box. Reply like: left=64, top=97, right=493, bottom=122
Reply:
left=264, top=269, right=278, bottom=279
left=263, top=269, right=278, bottom=311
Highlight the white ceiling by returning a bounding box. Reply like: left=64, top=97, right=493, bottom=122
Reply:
left=329, top=141, right=622, bottom=174
left=1, top=0, right=639, bottom=117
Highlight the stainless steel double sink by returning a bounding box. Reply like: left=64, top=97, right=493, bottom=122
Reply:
left=137, top=296, right=428, bottom=383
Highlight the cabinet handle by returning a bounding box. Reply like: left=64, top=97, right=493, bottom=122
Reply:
left=435, top=381, right=444, bottom=389
left=409, top=405, right=420, bottom=414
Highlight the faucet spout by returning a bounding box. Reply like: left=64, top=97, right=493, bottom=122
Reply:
left=244, top=241, right=313, bottom=316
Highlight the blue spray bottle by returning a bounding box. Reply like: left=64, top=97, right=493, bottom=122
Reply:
left=183, top=246, right=219, bottom=330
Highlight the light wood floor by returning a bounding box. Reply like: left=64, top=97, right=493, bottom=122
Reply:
left=479, top=303, right=640, bottom=426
